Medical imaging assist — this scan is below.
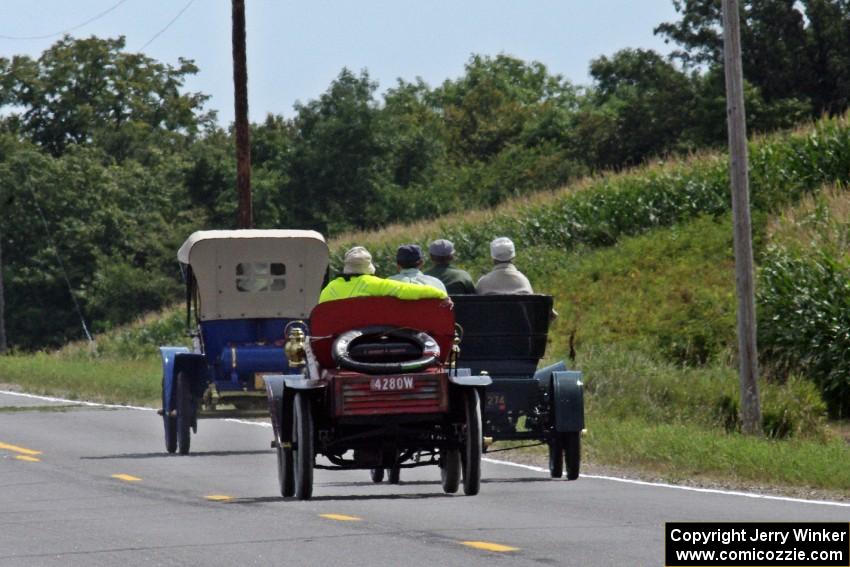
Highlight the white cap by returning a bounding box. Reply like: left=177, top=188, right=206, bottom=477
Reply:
left=343, top=246, right=376, bottom=275
left=490, top=237, right=516, bottom=262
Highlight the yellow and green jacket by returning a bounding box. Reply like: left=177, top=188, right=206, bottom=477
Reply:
left=319, top=274, right=448, bottom=304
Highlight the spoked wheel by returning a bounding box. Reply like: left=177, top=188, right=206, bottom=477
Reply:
left=292, top=392, right=314, bottom=500
left=162, top=377, right=176, bottom=454
left=564, top=431, right=581, bottom=481
left=176, top=371, right=193, bottom=455
left=548, top=433, right=564, bottom=478
left=461, top=389, right=482, bottom=496
left=370, top=468, right=385, bottom=483
left=440, top=448, right=461, bottom=494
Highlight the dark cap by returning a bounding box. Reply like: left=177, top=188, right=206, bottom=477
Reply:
left=396, top=244, right=423, bottom=268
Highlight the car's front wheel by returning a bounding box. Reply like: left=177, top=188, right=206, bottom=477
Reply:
left=292, top=392, right=314, bottom=500
left=461, top=389, right=482, bottom=496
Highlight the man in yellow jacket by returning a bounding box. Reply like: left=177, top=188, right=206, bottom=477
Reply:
left=319, top=246, right=449, bottom=304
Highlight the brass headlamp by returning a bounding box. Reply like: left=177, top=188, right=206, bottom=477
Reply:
left=284, top=321, right=307, bottom=368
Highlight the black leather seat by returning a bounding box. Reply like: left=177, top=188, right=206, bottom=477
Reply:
left=452, top=294, right=552, bottom=378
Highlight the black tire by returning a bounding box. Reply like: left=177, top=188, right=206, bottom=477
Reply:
left=461, top=389, right=482, bottom=496
left=277, top=396, right=295, bottom=497
left=293, top=392, right=314, bottom=500
left=548, top=434, right=564, bottom=478
left=369, top=468, right=385, bottom=483
left=162, top=377, right=176, bottom=454
left=440, top=449, right=461, bottom=494
left=387, top=464, right=401, bottom=484
left=277, top=444, right=294, bottom=497
left=564, top=431, right=581, bottom=481
left=176, top=371, right=192, bottom=455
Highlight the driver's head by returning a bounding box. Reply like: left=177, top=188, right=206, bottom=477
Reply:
left=343, top=246, right=376, bottom=275
left=396, top=244, right=423, bottom=270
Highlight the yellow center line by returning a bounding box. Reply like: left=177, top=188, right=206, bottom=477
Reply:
left=319, top=514, right=362, bottom=522
left=15, top=455, right=40, bottom=462
left=461, top=541, right=520, bottom=553
left=0, top=442, right=42, bottom=456
left=205, top=495, right=234, bottom=502
left=111, top=474, right=142, bottom=482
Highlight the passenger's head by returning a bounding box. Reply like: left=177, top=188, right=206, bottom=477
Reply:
left=343, top=246, right=376, bottom=275
left=490, top=237, right=516, bottom=263
left=428, top=239, right=455, bottom=266
left=396, top=244, right=423, bottom=270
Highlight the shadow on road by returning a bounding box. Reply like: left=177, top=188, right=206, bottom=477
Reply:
left=228, top=492, right=452, bottom=504
left=80, top=449, right=271, bottom=460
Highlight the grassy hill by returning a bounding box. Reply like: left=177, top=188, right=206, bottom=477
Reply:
left=3, top=115, right=850, bottom=496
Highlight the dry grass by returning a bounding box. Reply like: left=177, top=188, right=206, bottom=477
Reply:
left=767, top=184, right=850, bottom=252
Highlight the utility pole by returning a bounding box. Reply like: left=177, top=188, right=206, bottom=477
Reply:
left=232, top=0, right=252, bottom=229
left=0, top=236, right=6, bottom=354
left=722, top=0, right=761, bottom=435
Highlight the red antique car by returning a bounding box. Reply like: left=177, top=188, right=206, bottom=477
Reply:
left=264, top=296, right=490, bottom=500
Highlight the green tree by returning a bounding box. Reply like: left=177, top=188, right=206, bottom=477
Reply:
left=284, top=69, right=385, bottom=233
left=0, top=35, right=213, bottom=159
left=432, top=54, right=577, bottom=163
left=579, top=48, right=696, bottom=168
left=654, top=0, right=850, bottom=116
left=804, top=0, right=850, bottom=114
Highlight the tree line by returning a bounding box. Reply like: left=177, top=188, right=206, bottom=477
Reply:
left=1, top=1, right=849, bottom=349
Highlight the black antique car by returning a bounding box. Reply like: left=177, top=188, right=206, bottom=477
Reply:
left=452, top=294, right=584, bottom=480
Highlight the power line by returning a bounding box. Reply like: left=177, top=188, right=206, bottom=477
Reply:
left=25, top=182, right=94, bottom=345
left=0, top=0, right=131, bottom=40
left=138, top=0, right=197, bottom=52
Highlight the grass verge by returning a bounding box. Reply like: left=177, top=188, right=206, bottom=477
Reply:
left=0, top=353, right=161, bottom=406
left=582, top=416, right=850, bottom=493
left=496, top=415, right=850, bottom=498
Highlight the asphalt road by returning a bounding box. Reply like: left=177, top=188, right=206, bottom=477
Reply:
left=1, top=390, right=847, bottom=566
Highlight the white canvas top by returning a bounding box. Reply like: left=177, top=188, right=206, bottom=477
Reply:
left=178, top=230, right=329, bottom=321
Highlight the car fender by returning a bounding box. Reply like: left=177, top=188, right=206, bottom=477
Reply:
left=448, top=367, right=492, bottom=387
left=533, top=361, right=567, bottom=390
left=552, top=370, right=584, bottom=432
left=264, top=374, right=324, bottom=443
left=159, top=346, right=204, bottom=413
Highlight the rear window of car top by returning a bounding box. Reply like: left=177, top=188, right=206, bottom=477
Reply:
left=235, top=262, right=286, bottom=292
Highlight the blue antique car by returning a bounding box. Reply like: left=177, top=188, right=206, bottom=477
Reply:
left=159, top=229, right=329, bottom=454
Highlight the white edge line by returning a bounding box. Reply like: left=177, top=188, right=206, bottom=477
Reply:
left=482, top=457, right=850, bottom=508
left=0, top=389, right=153, bottom=412
left=3, top=389, right=847, bottom=508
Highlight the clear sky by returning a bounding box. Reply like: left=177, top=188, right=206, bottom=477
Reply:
left=0, top=1, right=681, bottom=125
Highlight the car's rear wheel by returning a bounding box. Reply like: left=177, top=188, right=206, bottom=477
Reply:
left=277, top=443, right=294, bottom=497
left=564, top=431, right=581, bottom=481
left=387, top=464, right=401, bottom=484
left=548, top=433, right=564, bottom=478
left=369, top=468, right=384, bottom=483
left=176, top=371, right=192, bottom=455
left=461, top=389, right=482, bottom=496
left=441, top=448, right=461, bottom=494
left=293, top=392, right=314, bottom=500
left=162, top=377, right=176, bottom=454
